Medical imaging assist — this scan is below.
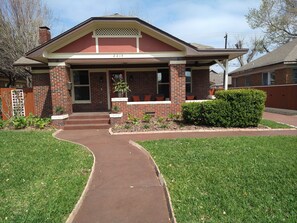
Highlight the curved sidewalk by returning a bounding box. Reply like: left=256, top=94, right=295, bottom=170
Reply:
left=56, top=128, right=297, bottom=223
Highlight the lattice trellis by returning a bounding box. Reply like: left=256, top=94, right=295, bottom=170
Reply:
left=94, top=28, right=140, bottom=37
left=11, top=89, right=25, bottom=117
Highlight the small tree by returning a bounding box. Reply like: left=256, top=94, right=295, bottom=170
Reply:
left=246, top=0, right=297, bottom=48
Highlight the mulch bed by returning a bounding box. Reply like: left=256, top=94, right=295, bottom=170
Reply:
left=112, top=117, right=268, bottom=133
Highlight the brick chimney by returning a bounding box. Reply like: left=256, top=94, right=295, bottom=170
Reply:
left=39, top=26, right=51, bottom=45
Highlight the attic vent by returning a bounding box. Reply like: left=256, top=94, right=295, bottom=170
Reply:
left=94, top=28, right=140, bottom=37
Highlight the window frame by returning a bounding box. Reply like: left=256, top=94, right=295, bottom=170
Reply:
left=72, top=70, right=91, bottom=104
left=185, top=68, right=192, bottom=94
left=292, top=68, right=297, bottom=84
left=262, top=71, right=275, bottom=86
left=157, top=69, right=170, bottom=99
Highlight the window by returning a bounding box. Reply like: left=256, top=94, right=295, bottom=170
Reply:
left=185, top=68, right=191, bottom=94
left=73, top=70, right=90, bottom=102
left=245, top=75, right=251, bottom=86
left=157, top=69, right=170, bottom=99
left=262, top=72, right=275, bottom=85
left=293, top=69, right=297, bottom=84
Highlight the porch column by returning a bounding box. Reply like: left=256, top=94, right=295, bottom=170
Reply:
left=49, top=64, right=73, bottom=115
left=169, top=61, right=186, bottom=113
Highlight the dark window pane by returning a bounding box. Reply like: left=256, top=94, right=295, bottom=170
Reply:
left=74, top=86, right=90, bottom=100
left=293, top=69, right=297, bottom=84
left=262, top=73, right=268, bottom=85
left=186, top=83, right=191, bottom=94
left=157, top=69, right=169, bottom=83
left=158, top=84, right=170, bottom=99
left=73, top=70, right=89, bottom=85
left=270, top=72, right=275, bottom=85
left=185, top=69, right=191, bottom=83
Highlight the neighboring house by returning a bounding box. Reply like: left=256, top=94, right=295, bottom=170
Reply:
left=15, top=14, right=246, bottom=119
left=209, top=69, right=231, bottom=88
left=0, top=74, right=27, bottom=88
left=230, top=38, right=297, bottom=110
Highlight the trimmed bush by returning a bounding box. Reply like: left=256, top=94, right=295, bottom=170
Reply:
left=215, top=89, right=266, bottom=127
left=182, top=102, right=203, bottom=125
left=182, top=89, right=266, bottom=128
left=201, top=100, right=232, bottom=127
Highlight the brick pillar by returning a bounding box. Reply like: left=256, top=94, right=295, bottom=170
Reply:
left=169, top=61, right=186, bottom=113
left=32, top=73, right=52, bottom=117
left=49, top=66, right=72, bottom=115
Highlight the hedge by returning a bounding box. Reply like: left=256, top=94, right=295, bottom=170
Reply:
left=182, top=89, right=266, bottom=127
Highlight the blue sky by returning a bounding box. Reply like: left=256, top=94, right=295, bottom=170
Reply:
left=47, top=0, right=262, bottom=49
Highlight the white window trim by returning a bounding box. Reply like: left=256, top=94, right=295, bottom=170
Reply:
left=157, top=69, right=170, bottom=95
left=185, top=68, right=192, bottom=94
left=71, top=70, right=91, bottom=104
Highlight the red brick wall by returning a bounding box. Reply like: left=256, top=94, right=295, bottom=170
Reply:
left=170, top=63, right=186, bottom=113
left=192, top=69, right=209, bottom=99
left=127, top=71, right=157, bottom=100
left=73, top=72, right=108, bottom=112
left=32, top=73, right=52, bottom=117
left=49, top=66, right=72, bottom=115
left=275, top=68, right=292, bottom=84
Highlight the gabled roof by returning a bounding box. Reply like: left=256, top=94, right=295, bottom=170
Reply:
left=22, top=14, right=247, bottom=65
left=231, top=38, right=297, bottom=74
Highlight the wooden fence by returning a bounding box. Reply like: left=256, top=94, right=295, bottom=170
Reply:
left=232, top=84, right=297, bottom=110
left=0, top=88, right=34, bottom=120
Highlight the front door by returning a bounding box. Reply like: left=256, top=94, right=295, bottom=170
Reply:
left=109, top=70, right=126, bottom=98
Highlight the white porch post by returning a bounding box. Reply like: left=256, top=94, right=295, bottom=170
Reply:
left=215, top=59, right=229, bottom=90
left=224, top=59, right=229, bottom=90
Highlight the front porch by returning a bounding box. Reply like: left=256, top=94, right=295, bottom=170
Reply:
left=70, top=62, right=210, bottom=118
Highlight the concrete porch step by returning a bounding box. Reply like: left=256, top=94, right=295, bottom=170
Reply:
left=65, top=119, right=109, bottom=125
left=63, top=123, right=110, bottom=130
left=63, top=112, right=110, bottom=130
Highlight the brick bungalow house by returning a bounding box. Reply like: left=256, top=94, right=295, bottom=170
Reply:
left=230, top=38, right=297, bottom=110
left=15, top=14, right=247, bottom=127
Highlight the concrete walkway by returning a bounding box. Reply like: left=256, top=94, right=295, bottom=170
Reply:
left=263, top=111, right=297, bottom=127
left=56, top=128, right=297, bottom=223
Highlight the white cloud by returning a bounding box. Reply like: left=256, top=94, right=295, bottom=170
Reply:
left=46, top=0, right=262, bottom=48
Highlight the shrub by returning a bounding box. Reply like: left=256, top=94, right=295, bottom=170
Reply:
left=182, top=103, right=203, bottom=125
left=215, top=89, right=266, bottom=127
left=0, top=119, right=6, bottom=129
left=12, top=116, right=27, bottom=129
left=142, top=114, right=152, bottom=123
left=201, top=100, right=232, bottom=127
left=182, top=89, right=266, bottom=128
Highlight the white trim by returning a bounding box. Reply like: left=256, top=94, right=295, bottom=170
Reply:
left=169, top=60, right=186, bottom=65
left=109, top=112, right=123, bottom=118
left=94, top=35, right=141, bottom=38
left=136, top=37, right=139, bottom=53
left=51, top=114, right=69, bottom=120
left=48, top=62, right=67, bottom=66
left=73, top=101, right=91, bottom=104
left=127, top=101, right=171, bottom=105
left=95, top=37, right=99, bottom=53
left=185, top=100, right=210, bottom=103
left=31, top=70, right=49, bottom=74
left=111, top=97, right=128, bottom=102
left=47, top=52, right=185, bottom=59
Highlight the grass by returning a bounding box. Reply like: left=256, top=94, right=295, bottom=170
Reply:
left=0, top=131, right=93, bottom=223
left=260, top=119, right=292, bottom=129
left=140, top=136, right=297, bottom=223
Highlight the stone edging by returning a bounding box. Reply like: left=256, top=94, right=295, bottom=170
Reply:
left=129, top=140, right=176, bottom=223
left=52, top=130, right=96, bottom=223
left=109, top=127, right=296, bottom=135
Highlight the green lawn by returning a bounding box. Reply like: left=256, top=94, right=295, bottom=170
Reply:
left=0, top=131, right=93, bottom=223
left=260, top=119, right=292, bottom=129
left=140, top=136, right=297, bottom=223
